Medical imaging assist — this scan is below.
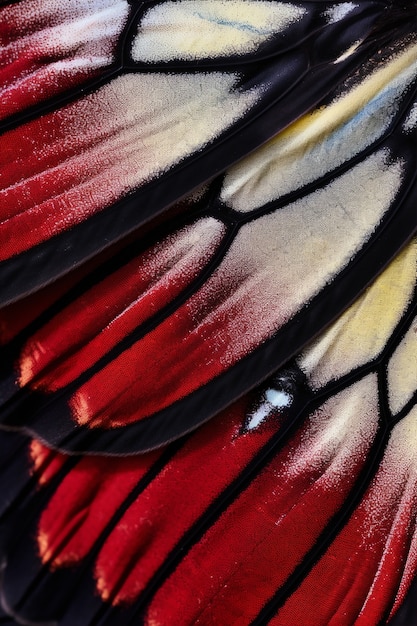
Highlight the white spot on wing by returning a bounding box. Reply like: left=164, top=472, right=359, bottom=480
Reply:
left=403, top=102, right=417, bottom=132
left=246, top=405, right=272, bottom=431
left=244, top=370, right=298, bottom=431
left=265, top=389, right=292, bottom=408
left=246, top=389, right=292, bottom=431
left=324, top=2, right=356, bottom=24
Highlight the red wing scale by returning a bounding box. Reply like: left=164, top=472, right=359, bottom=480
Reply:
left=0, top=1, right=417, bottom=625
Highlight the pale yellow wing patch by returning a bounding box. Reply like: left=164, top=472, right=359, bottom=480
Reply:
left=220, top=42, right=417, bottom=212
left=298, top=239, right=417, bottom=390
left=131, top=0, right=305, bottom=62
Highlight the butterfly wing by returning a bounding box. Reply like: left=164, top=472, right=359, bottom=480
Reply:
left=0, top=0, right=395, bottom=304
left=0, top=1, right=417, bottom=625
left=0, top=239, right=416, bottom=624
left=1, top=29, right=416, bottom=452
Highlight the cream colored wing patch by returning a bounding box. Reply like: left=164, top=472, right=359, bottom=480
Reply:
left=131, top=1, right=306, bottom=62
left=220, top=42, right=417, bottom=212
left=189, top=150, right=403, bottom=367
left=298, top=239, right=417, bottom=390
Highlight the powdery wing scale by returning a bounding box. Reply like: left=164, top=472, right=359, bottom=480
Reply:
left=0, top=0, right=392, bottom=303
left=0, top=0, right=130, bottom=120
left=0, top=73, right=260, bottom=260
left=269, top=407, right=417, bottom=626
left=64, top=152, right=406, bottom=419
left=143, top=267, right=417, bottom=625
left=34, top=445, right=164, bottom=569
left=144, top=375, right=382, bottom=626
left=1, top=45, right=416, bottom=453
left=0, top=184, right=211, bottom=348
left=220, top=42, right=417, bottom=212
left=129, top=0, right=308, bottom=62
left=16, top=217, right=227, bottom=393
left=1, top=2, right=417, bottom=625
left=0, top=237, right=416, bottom=625
left=296, top=240, right=417, bottom=390
left=36, top=396, right=295, bottom=605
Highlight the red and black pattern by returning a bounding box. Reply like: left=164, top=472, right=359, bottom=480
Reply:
left=0, top=1, right=417, bottom=625
left=0, top=0, right=400, bottom=302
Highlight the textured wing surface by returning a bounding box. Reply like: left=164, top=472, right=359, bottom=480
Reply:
left=0, top=1, right=416, bottom=625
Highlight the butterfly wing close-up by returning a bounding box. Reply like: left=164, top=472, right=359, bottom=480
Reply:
left=0, top=1, right=417, bottom=624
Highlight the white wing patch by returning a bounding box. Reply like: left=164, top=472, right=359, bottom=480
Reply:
left=131, top=0, right=306, bottom=62
left=403, top=102, right=417, bottom=132
left=324, top=2, right=357, bottom=24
